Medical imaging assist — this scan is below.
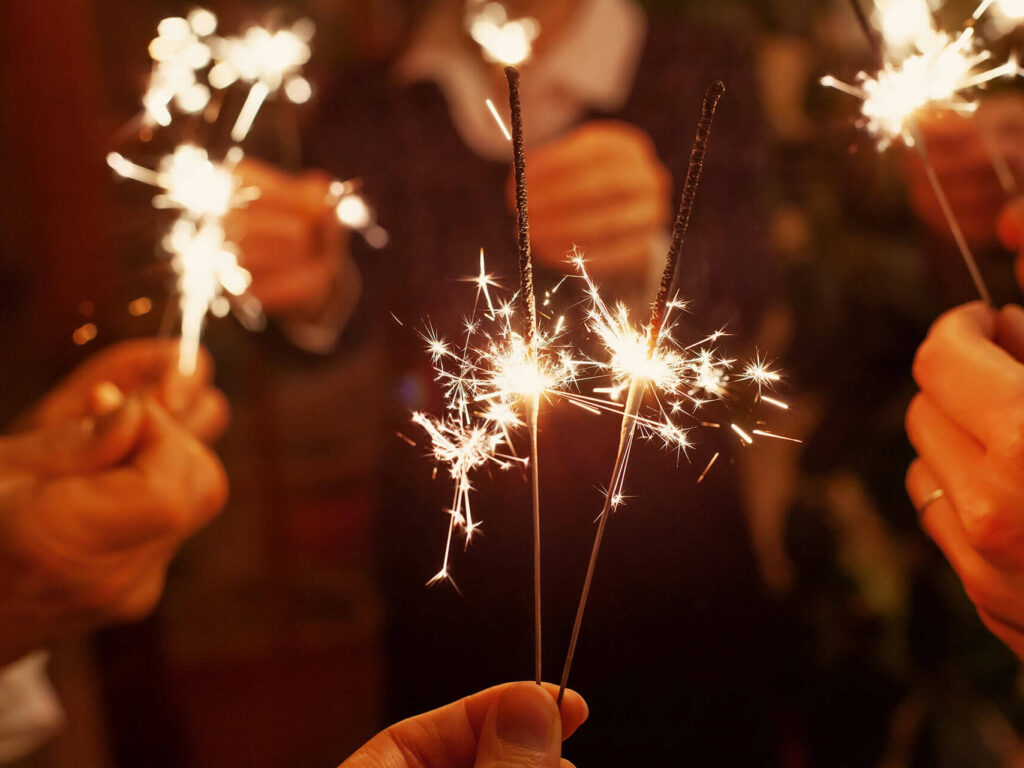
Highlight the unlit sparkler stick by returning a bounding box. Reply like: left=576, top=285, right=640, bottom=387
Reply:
left=505, top=65, right=543, bottom=687
left=557, top=81, right=726, bottom=706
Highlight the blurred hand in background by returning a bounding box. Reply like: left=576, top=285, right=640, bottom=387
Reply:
left=227, top=158, right=360, bottom=328
left=21, top=339, right=228, bottom=444
left=513, top=120, right=671, bottom=279
left=0, top=389, right=227, bottom=667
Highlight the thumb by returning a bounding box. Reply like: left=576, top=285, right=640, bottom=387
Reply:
left=473, top=683, right=563, bottom=768
left=0, top=397, right=145, bottom=476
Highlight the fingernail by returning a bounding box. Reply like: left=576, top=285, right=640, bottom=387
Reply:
left=94, top=400, right=127, bottom=436
left=90, top=381, right=124, bottom=416
left=496, top=685, right=555, bottom=752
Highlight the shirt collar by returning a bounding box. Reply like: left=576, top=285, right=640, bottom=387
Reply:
left=396, top=0, right=647, bottom=159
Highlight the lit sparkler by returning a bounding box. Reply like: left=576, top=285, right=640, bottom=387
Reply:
left=822, top=0, right=1019, bottom=305
left=975, top=0, right=1024, bottom=34
left=465, top=0, right=539, bottom=66
left=208, top=18, right=315, bottom=141
left=328, top=180, right=390, bottom=249
left=557, top=82, right=729, bottom=705
left=107, top=145, right=257, bottom=221
left=107, top=144, right=260, bottom=373
left=164, top=219, right=252, bottom=375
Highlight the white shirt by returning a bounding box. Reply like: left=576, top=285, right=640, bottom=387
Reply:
left=0, top=653, right=64, bottom=764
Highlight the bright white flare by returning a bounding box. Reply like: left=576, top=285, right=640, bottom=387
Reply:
left=108, top=145, right=254, bottom=220
left=821, top=25, right=1017, bottom=149
left=329, top=181, right=389, bottom=249
left=165, top=219, right=252, bottom=374
left=465, top=1, right=540, bottom=65
left=209, top=19, right=314, bottom=141
left=873, top=0, right=940, bottom=54
left=571, top=251, right=789, bottom=458
left=143, top=10, right=217, bottom=126
left=978, top=0, right=1024, bottom=35
left=412, top=253, right=580, bottom=584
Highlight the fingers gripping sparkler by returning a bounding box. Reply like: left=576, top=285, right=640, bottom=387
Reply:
left=557, top=81, right=727, bottom=706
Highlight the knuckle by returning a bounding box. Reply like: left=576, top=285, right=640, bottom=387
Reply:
left=911, top=334, right=940, bottom=388
left=904, top=393, right=926, bottom=442
left=993, top=416, right=1024, bottom=469
left=959, top=491, right=1011, bottom=554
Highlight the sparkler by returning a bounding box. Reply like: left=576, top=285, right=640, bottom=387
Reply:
left=112, top=9, right=385, bottom=372
left=975, top=0, right=1024, bottom=34
left=504, top=65, right=546, bottom=685
left=142, top=9, right=217, bottom=127
left=556, top=82, right=727, bottom=705
left=411, top=249, right=581, bottom=591
left=207, top=18, right=315, bottom=142
left=822, top=0, right=1019, bottom=305
left=410, top=67, right=580, bottom=683
left=465, top=0, right=539, bottom=66
left=107, top=144, right=259, bottom=374
left=328, top=180, right=390, bottom=249
left=164, top=219, right=252, bottom=375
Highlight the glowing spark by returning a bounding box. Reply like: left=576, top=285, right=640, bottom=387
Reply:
left=108, top=144, right=260, bottom=373
left=873, top=0, right=939, bottom=54
left=108, top=145, right=256, bottom=220
left=822, top=26, right=1016, bottom=150
left=329, top=180, right=389, bottom=249
left=977, top=0, right=1024, bottom=35
left=465, top=1, right=539, bottom=65
left=142, top=10, right=216, bottom=127
left=411, top=253, right=582, bottom=583
left=741, top=354, right=782, bottom=392
left=697, top=453, right=719, bottom=484
left=164, top=219, right=253, bottom=375
left=485, top=98, right=512, bottom=141
left=208, top=19, right=315, bottom=140
left=731, top=423, right=755, bottom=445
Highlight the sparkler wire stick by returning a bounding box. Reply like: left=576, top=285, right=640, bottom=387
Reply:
left=847, top=0, right=885, bottom=68
left=908, top=120, right=994, bottom=304
left=556, top=81, right=726, bottom=706
left=505, top=65, right=543, bottom=687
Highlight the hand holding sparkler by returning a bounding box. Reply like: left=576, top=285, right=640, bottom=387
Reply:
left=226, top=157, right=361, bottom=322
left=824, top=0, right=1022, bottom=305
left=19, top=339, right=228, bottom=444
left=0, top=387, right=227, bottom=668
left=336, top=682, right=588, bottom=768
left=907, top=302, right=1024, bottom=661
left=511, top=121, right=672, bottom=278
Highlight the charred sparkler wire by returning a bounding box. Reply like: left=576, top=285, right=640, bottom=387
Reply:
left=557, top=81, right=727, bottom=706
